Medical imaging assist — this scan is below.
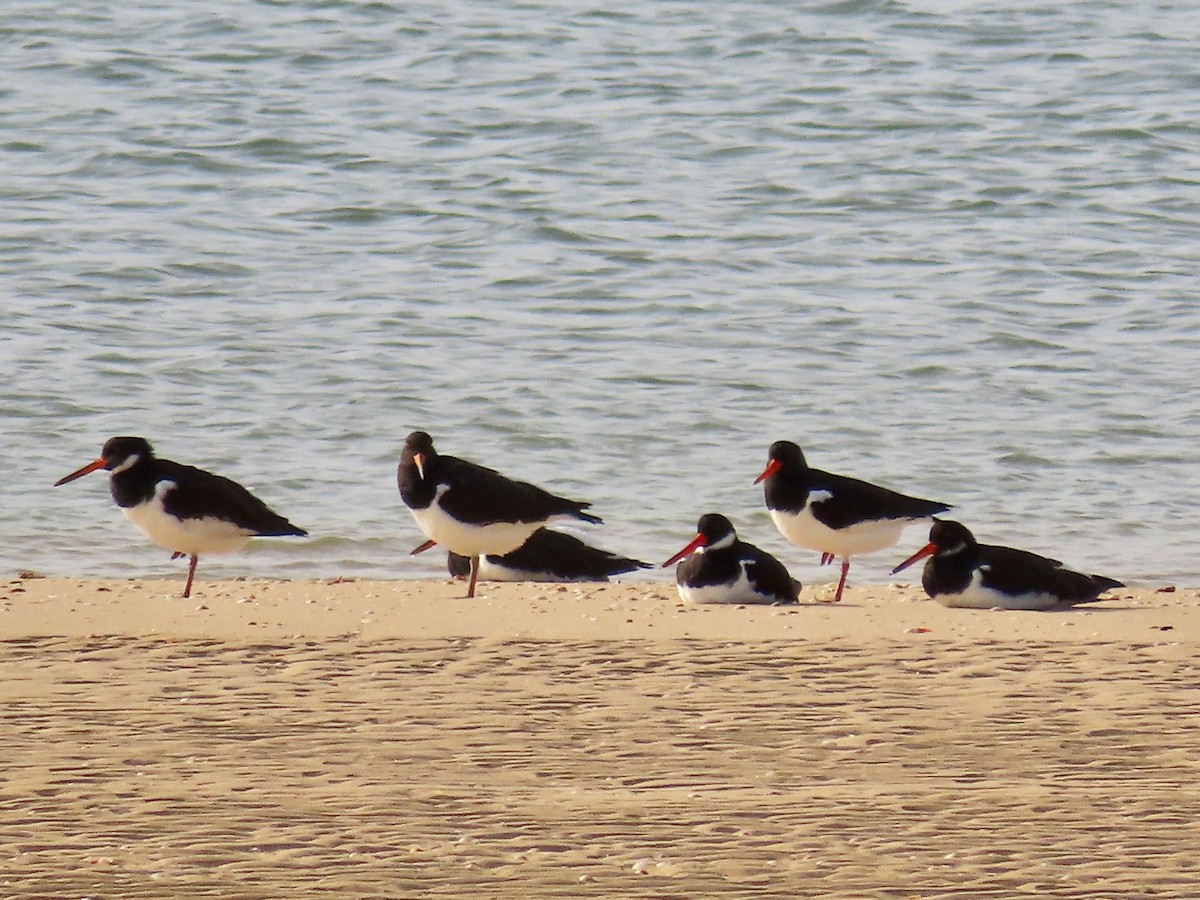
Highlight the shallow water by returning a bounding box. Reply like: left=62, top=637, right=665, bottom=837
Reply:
left=4, top=1, right=1199, bottom=584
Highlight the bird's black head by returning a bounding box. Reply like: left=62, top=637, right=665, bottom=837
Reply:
left=755, top=440, right=807, bottom=485
left=663, top=512, right=737, bottom=567
left=405, top=431, right=435, bottom=454
left=891, top=518, right=977, bottom=575
left=402, top=431, right=437, bottom=479
left=447, top=551, right=471, bottom=578
left=695, top=513, right=736, bottom=546
left=101, top=436, right=155, bottom=470
left=769, top=440, right=806, bottom=468
left=927, top=519, right=978, bottom=558
left=55, top=435, right=154, bottom=486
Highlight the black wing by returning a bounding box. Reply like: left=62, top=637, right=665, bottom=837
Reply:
left=502, top=529, right=647, bottom=579
left=437, top=455, right=601, bottom=526
left=159, top=460, right=306, bottom=536
left=741, top=542, right=800, bottom=603
left=454, top=529, right=649, bottom=581
left=809, top=469, right=950, bottom=530
left=978, top=544, right=1121, bottom=604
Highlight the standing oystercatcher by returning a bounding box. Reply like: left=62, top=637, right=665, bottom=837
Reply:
left=755, top=440, right=950, bottom=603
left=891, top=519, right=1123, bottom=610
left=54, top=436, right=307, bottom=598
left=412, top=528, right=649, bottom=583
left=397, top=431, right=602, bottom=597
left=662, top=513, right=800, bottom=605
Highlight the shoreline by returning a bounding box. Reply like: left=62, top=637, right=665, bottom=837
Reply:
left=1, top=576, right=1192, bottom=644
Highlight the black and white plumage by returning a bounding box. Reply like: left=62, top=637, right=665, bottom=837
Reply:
left=755, top=440, right=950, bottom=603
left=662, top=513, right=800, bottom=605
left=891, top=519, right=1123, bottom=610
left=428, top=528, right=649, bottom=582
left=397, top=431, right=602, bottom=597
left=54, top=436, right=306, bottom=598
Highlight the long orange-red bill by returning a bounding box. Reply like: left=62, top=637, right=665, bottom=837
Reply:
left=753, top=458, right=781, bottom=485
left=410, top=538, right=437, bottom=556
left=891, top=542, right=935, bottom=575
left=54, top=457, right=106, bottom=487
left=662, top=533, right=706, bottom=568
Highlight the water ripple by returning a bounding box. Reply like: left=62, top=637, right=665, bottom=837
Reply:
left=3, top=0, right=1199, bottom=582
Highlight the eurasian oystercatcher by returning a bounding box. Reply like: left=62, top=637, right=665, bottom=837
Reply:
left=662, top=513, right=800, bottom=605
left=397, top=431, right=602, bottom=597
left=755, top=440, right=950, bottom=603
left=54, top=436, right=306, bottom=598
left=411, top=528, right=649, bottom=583
left=891, top=519, right=1123, bottom=610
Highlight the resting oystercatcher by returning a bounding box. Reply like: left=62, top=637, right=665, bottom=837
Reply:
left=54, top=436, right=306, bottom=598
left=891, top=519, right=1123, bottom=610
left=397, top=431, right=602, bottom=597
left=662, top=513, right=800, bottom=605
left=755, top=440, right=950, bottom=603
left=412, top=528, right=649, bottom=583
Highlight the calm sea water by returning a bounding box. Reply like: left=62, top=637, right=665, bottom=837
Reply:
left=4, top=1, right=1199, bottom=585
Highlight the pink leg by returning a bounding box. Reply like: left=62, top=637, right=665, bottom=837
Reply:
left=466, top=555, right=479, bottom=598
left=182, top=554, right=198, bottom=598
left=832, top=557, right=850, bottom=603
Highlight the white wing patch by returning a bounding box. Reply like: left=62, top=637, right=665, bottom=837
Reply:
left=769, top=506, right=912, bottom=556
left=409, top=488, right=542, bottom=557
left=676, top=566, right=780, bottom=605
left=934, top=568, right=1058, bottom=610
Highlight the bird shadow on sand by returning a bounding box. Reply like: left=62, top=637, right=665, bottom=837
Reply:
left=936, top=601, right=1137, bottom=614
left=790, top=601, right=863, bottom=609
left=1052, top=602, right=1142, bottom=613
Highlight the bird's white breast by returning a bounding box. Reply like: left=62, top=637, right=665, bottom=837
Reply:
left=474, top=558, right=587, bottom=583
left=769, top=501, right=912, bottom=557
left=934, top=568, right=1059, bottom=610
left=409, top=485, right=542, bottom=556
left=121, top=480, right=255, bottom=556
left=677, top=565, right=773, bottom=605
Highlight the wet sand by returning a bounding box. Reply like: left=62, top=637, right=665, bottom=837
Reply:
left=2, top=576, right=1198, bottom=897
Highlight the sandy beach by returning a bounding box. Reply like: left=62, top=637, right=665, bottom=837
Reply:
left=3, top=575, right=1199, bottom=898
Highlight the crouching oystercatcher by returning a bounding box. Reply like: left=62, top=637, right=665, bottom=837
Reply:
left=411, top=528, right=648, bottom=582
left=663, top=513, right=800, bottom=605
left=892, top=519, right=1123, bottom=610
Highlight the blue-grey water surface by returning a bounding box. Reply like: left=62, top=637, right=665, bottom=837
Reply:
left=4, top=1, right=1199, bottom=585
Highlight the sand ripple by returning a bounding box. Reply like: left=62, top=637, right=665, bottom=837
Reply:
left=3, top=633, right=1199, bottom=896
